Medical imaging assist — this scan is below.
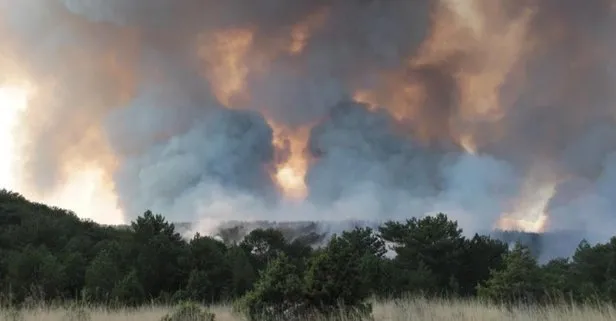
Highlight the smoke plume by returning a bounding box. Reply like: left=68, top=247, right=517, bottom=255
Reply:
left=1, top=0, right=616, bottom=258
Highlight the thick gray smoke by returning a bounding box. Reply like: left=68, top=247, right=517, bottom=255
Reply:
left=109, top=104, right=279, bottom=220
left=306, top=100, right=522, bottom=232
left=306, top=101, right=444, bottom=207
left=1, top=0, right=616, bottom=260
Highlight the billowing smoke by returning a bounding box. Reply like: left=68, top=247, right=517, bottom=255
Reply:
left=306, top=101, right=443, bottom=207
left=1, top=0, right=616, bottom=259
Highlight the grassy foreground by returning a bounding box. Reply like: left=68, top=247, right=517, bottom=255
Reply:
left=2, top=298, right=616, bottom=321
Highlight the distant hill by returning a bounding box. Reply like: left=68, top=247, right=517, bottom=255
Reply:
left=167, top=219, right=586, bottom=261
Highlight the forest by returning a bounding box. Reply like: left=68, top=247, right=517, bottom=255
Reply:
left=1, top=188, right=615, bottom=320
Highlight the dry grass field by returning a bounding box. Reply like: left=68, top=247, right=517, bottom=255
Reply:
left=2, top=298, right=616, bottom=321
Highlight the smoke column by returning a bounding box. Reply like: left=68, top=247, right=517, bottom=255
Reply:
left=0, top=0, right=615, bottom=258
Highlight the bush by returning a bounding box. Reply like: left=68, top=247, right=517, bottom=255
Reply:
left=302, top=230, right=377, bottom=319
left=237, top=254, right=307, bottom=321
left=477, top=243, right=544, bottom=303
left=160, top=301, right=216, bottom=321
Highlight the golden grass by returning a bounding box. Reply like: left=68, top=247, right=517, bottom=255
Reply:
left=3, top=298, right=616, bottom=321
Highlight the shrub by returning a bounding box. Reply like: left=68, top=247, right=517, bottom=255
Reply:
left=302, top=231, right=377, bottom=319
left=237, top=253, right=307, bottom=321
left=160, top=301, right=215, bottom=321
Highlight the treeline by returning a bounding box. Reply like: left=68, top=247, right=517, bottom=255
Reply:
left=1, top=189, right=616, bottom=319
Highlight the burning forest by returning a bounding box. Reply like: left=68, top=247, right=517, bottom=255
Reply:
left=0, top=0, right=615, bottom=258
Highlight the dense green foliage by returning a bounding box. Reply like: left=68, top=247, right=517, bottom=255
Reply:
left=2, top=189, right=616, bottom=318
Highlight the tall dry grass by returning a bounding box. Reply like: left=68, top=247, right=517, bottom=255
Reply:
left=2, top=298, right=616, bottom=321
